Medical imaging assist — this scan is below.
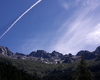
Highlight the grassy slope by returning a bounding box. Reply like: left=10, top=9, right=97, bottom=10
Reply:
left=0, top=56, right=100, bottom=80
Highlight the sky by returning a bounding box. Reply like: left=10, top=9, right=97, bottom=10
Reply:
left=0, top=0, right=100, bottom=55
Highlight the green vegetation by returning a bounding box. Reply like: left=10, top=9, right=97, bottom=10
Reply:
left=0, top=56, right=100, bottom=80
left=73, top=55, right=93, bottom=80
left=0, top=59, right=38, bottom=80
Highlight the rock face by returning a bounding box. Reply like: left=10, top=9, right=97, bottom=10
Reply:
left=13, top=52, right=26, bottom=59
left=0, top=46, right=100, bottom=64
left=29, top=50, right=64, bottom=59
left=76, top=46, right=100, bottom=60
left=76, top=50, right=96, bottom=60
left=0, top=46, right=14, bottom=56
left=94, top=46, right=100, bottom=55
left=51, top=51, right=64, bottom=58
left=29, top=50, right=51, bottom=58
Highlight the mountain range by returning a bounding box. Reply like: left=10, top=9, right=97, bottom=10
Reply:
left=0, top=46, right=100, bottom=64
left=0, top=46, right=100, bottom=80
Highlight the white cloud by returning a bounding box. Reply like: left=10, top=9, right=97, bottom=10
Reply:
left=20, top=39, right=38, bottom=54
left=59, top=0, right=100, bottom=10
left=20, top=37, right=52, bottom=54
left=20, top=0, right=100, bottom=55
left=86, top=24, right=100, bottom=45
left=59, top=0, right=69, bottom=9
left=63, top=2, right=69, bottom=9
left=51, top=0, right=100, bottom=55
left=20, top=38, right=46, bottom=54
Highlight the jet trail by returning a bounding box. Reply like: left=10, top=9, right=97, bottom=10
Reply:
left=0, top=0, right=42, bottom=39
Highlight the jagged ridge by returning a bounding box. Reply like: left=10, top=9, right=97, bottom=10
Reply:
left=0, top=46, right=100, bottom=64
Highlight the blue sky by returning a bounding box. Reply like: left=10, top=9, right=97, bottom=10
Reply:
left=0, top=0, right=100, bottom=55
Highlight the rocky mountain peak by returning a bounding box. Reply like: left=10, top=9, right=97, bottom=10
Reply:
left=0, top=46, right=14, bottom=56
left=15, top=52, right=25, bottom=56
left=0, top=45, right=100, bottom=64
left=94, top=46, right=100, bottom=55
left=29, top=50, right=50, bottom=58
left=76, top=46, right=100, bottom=60
left=51, top=50, right=63, bottom=58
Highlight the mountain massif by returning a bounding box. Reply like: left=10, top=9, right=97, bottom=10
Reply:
left=0, top=46, right=100, bottom=80
left=0, top=46, right=100, bottom=64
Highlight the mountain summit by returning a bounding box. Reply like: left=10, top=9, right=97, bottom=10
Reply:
left=0, top=46, right=100, bottom=64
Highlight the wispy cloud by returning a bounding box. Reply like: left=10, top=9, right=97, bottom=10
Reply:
left=20, top=37, right=51, bottom=54
left=59, top=0, right=100, bottom=10
left=59, top=0, right=69, bottom=9
left=86, top=24, right=100, bottom=45
left=51, top=0, right=100, bottom=54
left=19, top=0, right=100, bottom=55
left=20, top=39, right=43, bottom=54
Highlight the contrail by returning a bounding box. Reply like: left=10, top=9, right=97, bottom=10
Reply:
left=0, top=0, right=42, bottom=39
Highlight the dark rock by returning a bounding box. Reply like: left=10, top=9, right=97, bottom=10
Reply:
left=94, top=46, right=100, bottom=55
left=51, top=50, right=63, bottom=58
left=63, top=57, right=71, bottom=63
left=29, top=50, right=51, bottom=58
left=0, top=46, right=14, bottom=56
left=68, top=53, right=73, bottom=57
left=29, top=51, right=36, bottom=56
left=76, top=50, right=96, bottom=60
left=1, top=45, right=100, bottom=64
left=15, top=52, right=25, bottom=56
